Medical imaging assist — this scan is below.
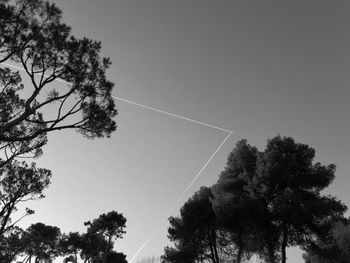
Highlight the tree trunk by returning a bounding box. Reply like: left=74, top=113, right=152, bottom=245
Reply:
left=281, top=223, right=288, bottom=263
left=236, top=237, right=244, bottom=263
left=267, top=241, right=276, bottom=263
left=236, top=246, right=243, bottom=263
left=212, top=229, right=220, bottom=263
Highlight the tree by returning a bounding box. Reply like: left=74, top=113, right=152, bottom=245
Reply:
left=59, top=212, right=127, bottom=263
left=212, top=140, right=262, bottom=263
left=0, top=0, right=117, bottom=166
left=254, top=136, right=346, bottom=263
left=162, top=187, right=222, bottom=263
left=21, top=222, right=61, bottom=263
left=84, top=211, right=127, bottom=246
left=0, top=160, right=51, bottom=237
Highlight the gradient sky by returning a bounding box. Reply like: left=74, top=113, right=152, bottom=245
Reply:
left=9, top=0, right=350, bottom=262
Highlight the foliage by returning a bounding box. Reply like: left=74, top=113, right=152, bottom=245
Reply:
left=84, top=211, right=127, bottom=243
left=0, top=160, right=51, bottom=236
left=61, top=211, right=127, bottom=263
left=254, top=136, right=346, bottom=263
left=164, top=136, right=347, bottom=263
left=212, top=140, right=261, bottom=263
left=0, top=0, right=117, bottom=166
left=303, top=219, right=350, bottom=263
left=162, top=187, right=222, bottom=263
left=0, top=226, right=25, bottom=262
left=0, top=211, right=128, bottom=263
left=22, top=222, right=61, bottom=262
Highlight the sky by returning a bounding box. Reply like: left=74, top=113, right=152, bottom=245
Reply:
left=6, top=0, right=350, bottom=262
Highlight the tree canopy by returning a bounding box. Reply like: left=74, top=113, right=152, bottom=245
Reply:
left=0, top=0, right=117, bottom=166
left=0, top=160, right=51, bottom=236
left=164, top=136, right=347, bottom=263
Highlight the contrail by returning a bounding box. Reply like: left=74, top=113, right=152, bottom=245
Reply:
left=129, top=131, right=233, bottom=263
left=129, top=232, right=158, bottom=263
left=114, top=97, right=233, bottom=133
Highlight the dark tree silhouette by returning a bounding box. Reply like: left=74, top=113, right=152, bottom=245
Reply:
left=212, top=140, right=271, bottom=263
left=21, top=222, right=61, bottom=262
left=254, top=136, right=346, bottom=263
left=59, top=212, right=127, bottom=263
left=0, top=0, right=117, bottom=166
left=84, top=211, right=127, bottom=245
left=0, top=161, right=51, bottom=236
left=162, top=187, right=222, bottom=263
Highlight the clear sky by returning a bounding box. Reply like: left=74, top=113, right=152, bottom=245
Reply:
left=11, top=0, right=350, bottom=262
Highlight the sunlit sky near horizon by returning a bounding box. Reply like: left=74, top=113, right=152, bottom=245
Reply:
left=4, top=0, right=350, bottom=262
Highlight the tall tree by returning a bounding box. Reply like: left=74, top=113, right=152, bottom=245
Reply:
left=162, top=187, right=222, bottom=263
left=81, top=211, right=127, bottom=263
left=212, top=140, right=263, bottom=263
left=0, top=0, right=117, bottom=166
left=254, top=136, right=347, bottom=263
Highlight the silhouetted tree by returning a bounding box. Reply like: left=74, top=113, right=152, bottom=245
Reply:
left=212, top=140, right=262, bottom=263
left=0, top=0, right=117, bottom=166
left=58, top=212, right=127, bottom=263
left=21, top=222, right=61, bottom=262
left=162, top=187, right=222, bottom=263
left=254, top=136, right=347, bottom=263
left=0, top=161, right=51, bottom=236
left=84, top=211, right=127, bottom=246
